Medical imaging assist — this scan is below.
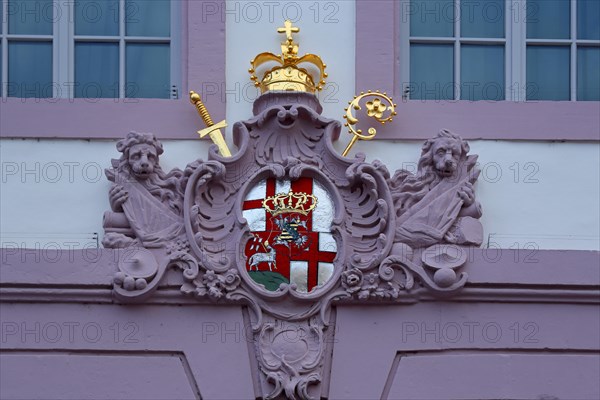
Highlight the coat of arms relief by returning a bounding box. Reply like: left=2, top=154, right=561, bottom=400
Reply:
left=102, top=21, right=483, bottom=400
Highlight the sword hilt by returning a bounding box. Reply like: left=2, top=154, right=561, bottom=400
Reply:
left=189, top=91, right=214, bottom=127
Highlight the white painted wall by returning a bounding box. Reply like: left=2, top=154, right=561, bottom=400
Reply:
left=1, top=0, right=598, bottom=251
left=352, top=139, right=600, bottom=251
left=225, top=0, right=356, bottom=134
left=2, top=138, right=598, bottom=251
left=0, top=139, right=212, bottom=251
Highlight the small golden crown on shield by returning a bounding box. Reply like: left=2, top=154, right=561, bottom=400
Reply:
left=262, top=191, right=317, bottom=217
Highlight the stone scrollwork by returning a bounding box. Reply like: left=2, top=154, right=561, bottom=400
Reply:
left=101, top=21, right=485, bottom=398
left=103, top=93, right=483, bottom=399
left=256, top=317, right=325, bottom=400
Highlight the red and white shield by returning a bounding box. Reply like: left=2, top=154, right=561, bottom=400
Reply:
left=243, top=177, right=337, bottom=292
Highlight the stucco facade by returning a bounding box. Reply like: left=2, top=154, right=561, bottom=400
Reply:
left=1, top=1, right=599, bottom=399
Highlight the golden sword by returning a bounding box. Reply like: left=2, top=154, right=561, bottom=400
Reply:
left=189, top=91, right=232, bottom=157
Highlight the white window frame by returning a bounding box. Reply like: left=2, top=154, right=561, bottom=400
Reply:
left=1, top=0, right=181, bottom=99
left=400, top=0, right=600, bottom=101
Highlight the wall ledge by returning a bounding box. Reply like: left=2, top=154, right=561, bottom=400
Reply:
left=2, top=248, right=597, bottom=305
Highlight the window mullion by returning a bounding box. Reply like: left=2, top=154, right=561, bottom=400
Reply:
left=55, top=0, right=70, bottom=98
left=119, top=0, right=125, bottom=98
left=454, top=0, right=460, bottom=100
left=67, top=0, right=74, bottom=98
left=1, top=38, right=6, bottom=98
left=170, top=0, right=180, bottom=99
left=52, top=0, right=57, bottom=97
left=504, top=0, right=512, bottom=100
left=510, top=0, right=526, bottom=101
left=570, top=0, right=577, bottom=101
left=399, top=2, right=410, bottom=99
left=1, top=0, right=8, bottom=97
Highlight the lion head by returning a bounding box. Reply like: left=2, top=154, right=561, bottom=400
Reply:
left=419, top=129, right=470, bottom=179
left=115, top=132, right=184, bottom=214
left=391, top=129, right=469, bottom=215
left=116, top=132, right=164, bottom=180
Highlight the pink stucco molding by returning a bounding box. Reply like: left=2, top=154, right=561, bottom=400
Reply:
left=371, top=100, right=600, bottom=141
left=0, top=1, right=225, bottom=140
left=356, top=0, right=600, bottom=141
left=0, top=98, right=213, bottom=139
left=1, top=248, right=598, bottom=299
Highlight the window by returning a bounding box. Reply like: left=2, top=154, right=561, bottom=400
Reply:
left=401, top=0, right=600, bottom=101
left=0, top=0, right=180, bottom=99
left=526, top=0, right=599, bottom=101
left=0, top=0, right=53, bottom=98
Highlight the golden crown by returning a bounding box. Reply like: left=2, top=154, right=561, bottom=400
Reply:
left=249, top=20, right=327, bottom=94
left=262, top=191, right=317, bottom=216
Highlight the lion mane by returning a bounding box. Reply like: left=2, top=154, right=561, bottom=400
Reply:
left=114, top=131, right=184, bottom=215
left=390, top=129, right=469, bottom=216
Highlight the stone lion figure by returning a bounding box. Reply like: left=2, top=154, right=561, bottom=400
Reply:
left=390, top=129, right=483, bottom=250
left=103, top=132, right=184, bottom=248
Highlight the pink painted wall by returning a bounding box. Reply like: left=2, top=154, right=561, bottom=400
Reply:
left=1, top=302, right=255, bottom=399
left=1, top=248, right=598, bottom=398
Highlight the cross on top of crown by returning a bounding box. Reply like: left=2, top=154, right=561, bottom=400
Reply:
left=277, top=20, right=299, bottom=42
left=248, top=20, right=326, bottom=93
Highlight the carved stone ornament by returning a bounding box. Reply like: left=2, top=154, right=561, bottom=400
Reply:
left=103, top=21, right=483, bottom=399
left=103, top=92, right=483, bottom=399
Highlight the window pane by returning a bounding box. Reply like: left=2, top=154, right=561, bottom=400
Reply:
left=410, top=44, right=454, bottom=100
left=126, top=43, right=170, bottom=98
left=8, top=41, right=52, bottom=98
left=577, top=0, right=600, bottom=40
left=526, top=46, right=570, bottom=100
left=8, top=0, right=53, bottom=35
left=526, top=0, right=570, bottom=39
left=75, top=0, right=119, bottom=36
left=577, top=47, right=600, bottom=101
left=410, top=0, right=454, bottom=37
left=461, top=45, right=505, bottom=100
left=75, top=43, right=119, bottom=98
left=126, top=0, right=170, bottom=37
left=461, top=0, right=505, bottom=38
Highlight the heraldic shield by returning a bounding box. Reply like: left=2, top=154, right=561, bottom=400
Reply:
left=243, top=177, right=337, bottom=292
left=105, top=92, right=478, bottom=399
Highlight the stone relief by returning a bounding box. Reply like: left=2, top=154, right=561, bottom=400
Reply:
left=103, top=131, right=185, bottom=249
left=103, top=93, right=483, bottom=399
left=256, top=316, right=326, bottom=399
left=388, top=129, right=484, bottom=289
left=390, top=129, right=482, bottom=248
left=102, top=132, right=190, bottom=300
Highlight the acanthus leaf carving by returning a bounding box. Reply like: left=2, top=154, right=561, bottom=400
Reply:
left=342, top=162, right=394, bottom=270
left=244, top=104, right=327, bottom=168
left=257, top=317, right=326, bottom=400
